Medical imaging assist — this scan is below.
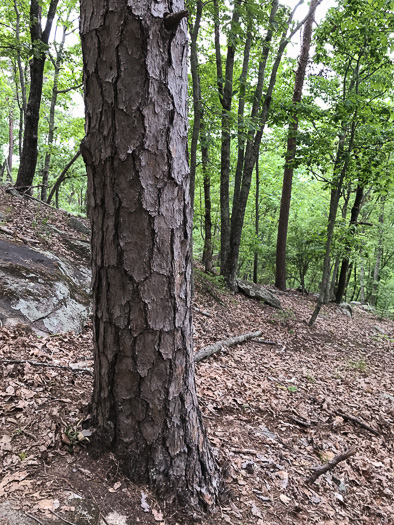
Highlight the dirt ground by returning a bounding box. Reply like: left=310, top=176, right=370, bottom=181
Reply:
left=0, top=189, right=393, bottom=524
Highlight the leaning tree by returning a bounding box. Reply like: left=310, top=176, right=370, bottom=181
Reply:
left=80, top=0, right=221, bottom=510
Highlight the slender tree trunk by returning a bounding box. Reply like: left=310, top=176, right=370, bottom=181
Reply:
left=275, top=0, right=319, bottom=291
left=188, top=0, right=203, bottom=210
left=309, top=121, right=357, bottom=326
left=329, top=185, right=351, bottom=300
left=41, top=19, right=69, bottom=202
left=201, top=118, right=213, bottom=273
left=80, top=0, right=221, bottom=508
left=360, top=258, right=366, bottom=303
left=8, top=111, right=14, bottom=175
left=14, top=0, right=27, bottom=157
left=233, top=28, right=252, bottom=213
left=370, top=199, right=385, bottom=307
left=335, top=185, right=364, bottom=303
left=226, top=1, right=318, bottom=289
left=15, top=0, right=59, bottom=194
left=253, top=158, right=260, bottom=284
left=46, top=149, right=81, bottom=205
left=215, top=1, right=240, bottom=275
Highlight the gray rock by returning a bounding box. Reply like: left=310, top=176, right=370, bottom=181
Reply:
left=63, top=237, right=91, bottom=263
left=361, top=303, right=376, bottom=312
left=68, top=216, right=90, bottom=235
left=0, top=239, right=91, bottom=335
left=339, top=302, right=352, bottom=317
left=237, top=279, right=282, bottom=309
left=374, top=325, right=385, bottom=334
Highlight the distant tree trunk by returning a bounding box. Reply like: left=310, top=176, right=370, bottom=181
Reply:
left=226, top=1, right=316, bottom=289
left=335, top=184, right=364, bottom=303
left=253, top=158, right=260, bottom=284
left=41, top=18, right=69, bottom=202
left=329, top=184, right=351, bottom=300
left=15, top=0, right=59, bottom=194
left=309, top=121, right=357, bottom=326
left=275, top=0, right=318, bottom=291
left=189, top=0, right=203, bottom=210
left=8, top=111, right=14, bottom=175
left=233, top=27, right=252, bottom=218
left=201, top=118, right=213, bottom=273
left=80, top=0, right=221, bottom=508
left=360, top=258, right=366, bottom=303
left=214, top=0, right=240, bottom=275
left=46, top=149, right=81, bottom=205
left=13, top=0, right=27, bottom=157
left=370, top=199, right=385, bottom=307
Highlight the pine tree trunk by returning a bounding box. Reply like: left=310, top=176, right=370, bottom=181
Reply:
left=80, top=0, right=221, bottom=509
left=275, top=0, right=318, bottom=291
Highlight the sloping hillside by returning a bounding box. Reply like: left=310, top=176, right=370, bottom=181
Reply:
left=0, top=189, right=393, bottom=524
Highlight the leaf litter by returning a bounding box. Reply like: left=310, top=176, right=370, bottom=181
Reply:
left=0, top=191, right=393, bottom=524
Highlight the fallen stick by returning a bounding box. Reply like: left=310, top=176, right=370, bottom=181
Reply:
left=194, top=330, right=262, bottom=362
left=335, top=410, right=379, bottom=436
left=307, top=447, right=356, bottom=484
left=255, top=338, right=277, bottom=345
left=193, top=306, right=213, bottom=318
left=25, top=513, right=44, bottom=525
left=0, top=225, right=40, bottom=245
left=0, top=359, right=93, bottom=375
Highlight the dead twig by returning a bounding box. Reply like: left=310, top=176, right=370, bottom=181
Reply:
left=288, top=415, right=311, bottom=428
left=0, top=359, right=93, bottom=375
left=254, top=339, right=277, bottom=345
left=49, top=509, right=78, bottom=525
left=25, top=513, right=44, bottom=525
left=307, top=447, right=356, bottom=484
left=335, top=410, right=379, bottom=436
left=194, top=331, right=262, bottom=362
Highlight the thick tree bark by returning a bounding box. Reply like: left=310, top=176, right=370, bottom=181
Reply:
left=80, top=0, right=221, bottom=509
left=335, top=184, right=364, bottom=303
left=275, top=0, right=319, bottom=291
left=15, top=0, right=59, bottom=194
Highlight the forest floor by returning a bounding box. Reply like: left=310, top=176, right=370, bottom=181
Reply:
left=0, top=188, right=393, bottom=524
